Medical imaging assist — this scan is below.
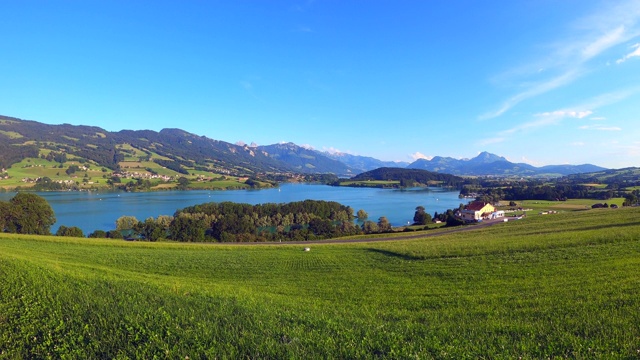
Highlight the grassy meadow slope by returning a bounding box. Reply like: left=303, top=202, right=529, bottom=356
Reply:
left=1, top=208, right=640, bottom=358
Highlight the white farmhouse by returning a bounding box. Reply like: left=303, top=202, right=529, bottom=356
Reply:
left=459, top=201, right=502, bottom=222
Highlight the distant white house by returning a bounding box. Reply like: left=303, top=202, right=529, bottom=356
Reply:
left=459, top=201, right=502, bottom=222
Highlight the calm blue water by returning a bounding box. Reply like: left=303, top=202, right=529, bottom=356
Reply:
left=0, top=184, right=464, bottom=234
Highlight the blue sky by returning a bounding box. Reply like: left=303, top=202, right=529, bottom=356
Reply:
left=2, top=1, right=640, bottom=169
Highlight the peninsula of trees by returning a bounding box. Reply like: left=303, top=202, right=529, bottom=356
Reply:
left=336, top=167, right=467, bottom=188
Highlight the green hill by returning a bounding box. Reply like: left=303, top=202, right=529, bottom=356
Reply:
left=0, top=115, right=291, bottom=175
left=1, top=207, right=639, bottom=358
left=348, top=167, right=466, bottom=187
left=0, top=115, right=297, bottom=190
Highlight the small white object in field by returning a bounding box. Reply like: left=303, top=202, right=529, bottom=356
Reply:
left=303, top=247, right=311, bottom=252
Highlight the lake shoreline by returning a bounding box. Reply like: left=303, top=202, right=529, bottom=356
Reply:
left=0, top=184, right=463, bottom=234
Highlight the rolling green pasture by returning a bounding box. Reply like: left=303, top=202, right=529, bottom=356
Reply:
left=504, top=198, right=625, bottom=213
left=2, top=208, right=640, bottom=358
left=1, top=158, right=108, bottom=189
left=1, top=158, right=62, bottom=188
left=0, top=130, right=23, bottom=139
left=118, top=160, right=183, bottom=177
left=116, top=144, right=147, bottom=161
left=579, top=183, right=608, bottom=189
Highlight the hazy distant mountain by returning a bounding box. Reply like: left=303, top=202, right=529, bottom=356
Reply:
left=320, top=151, right=409, bottom=173
left=258, top=143, right=354, bottom=175
left=407, top=151, right=606, bottom=176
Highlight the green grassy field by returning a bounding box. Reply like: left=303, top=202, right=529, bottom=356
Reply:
left=506, top=198, right=625, bottom=213
left=0, top=130, right=23, bottom=139
left=1, top=208, right=640, bottom=358
left=0, top=154, right=242, bottom=191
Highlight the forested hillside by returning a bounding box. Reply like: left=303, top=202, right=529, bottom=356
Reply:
left=0, top=115, right=291, bottom=175
left=349, top=167, right=466, bottom=188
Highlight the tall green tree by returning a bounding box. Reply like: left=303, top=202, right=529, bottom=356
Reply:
left=116, top=216, right=139, bottom=231
left=413, top=206, right=432, bottom=225
left=177, top=177, right=190, bottom=190
left=5, top=193, right=56, bottom=235
left=377, top=216, right=392, bottom=232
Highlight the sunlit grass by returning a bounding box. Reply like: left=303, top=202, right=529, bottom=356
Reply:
left=1, top=208, right=640, bottom=357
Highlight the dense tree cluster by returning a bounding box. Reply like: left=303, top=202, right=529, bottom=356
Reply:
left=623, top=190, right=640, bottom=207
left=303, top=173, right=340, bottom=184
left=470, top=182, right=616, bottom=203
left=433, top=204, right=466, bottom=227
left=153, top=159, right=189, bottom=175
left=56, top=225, right=84, bottom=237
left=32, top=177, right=78, bottom=191
left=45, top=151, right=67, bottom=164
left=0, top=193, right=56, bottom=235
left=347, top=167, right=467, bottom=188
left=0, top=142, right=39, bottom=169
left=169, top=200, right=358, bottom=242
left=104, top=200, right=408, bottom=242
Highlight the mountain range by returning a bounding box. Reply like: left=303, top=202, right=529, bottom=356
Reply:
left=406, top=152, right=606, bottom=177
left=0, top=115, right=607, bottom=177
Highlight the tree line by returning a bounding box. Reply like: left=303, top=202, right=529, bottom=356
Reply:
left=0, top=193, right=465, bottom=242
left=461, top=180, right=620, bottom=203
left=346, top=167, right=468, bottom=188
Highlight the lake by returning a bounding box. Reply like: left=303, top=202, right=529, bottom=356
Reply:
left=0, top=184, right=465, bottom=234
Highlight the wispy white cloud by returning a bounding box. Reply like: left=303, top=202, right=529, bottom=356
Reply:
left=616, top=43, right=640, bottom=63
left=480, top=70, right=582, bottom=119
left=499, top=108, right=592, bottom=135
left=494, top=87, right=638, bottom=137
left=571, top=141, right=586, bottom=146
left=536, top=110, right=593, bottom=119
left=300, top=144, right=314, bottom=150
left=590, top=116, right=607, bottom=120
left=579, top=125, right=622, bottom=131
left=582, top=26, right=626, bottom=60
left=481, top=1, right=640, bottom=119
left=410, top=152, right=432, bottom=161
